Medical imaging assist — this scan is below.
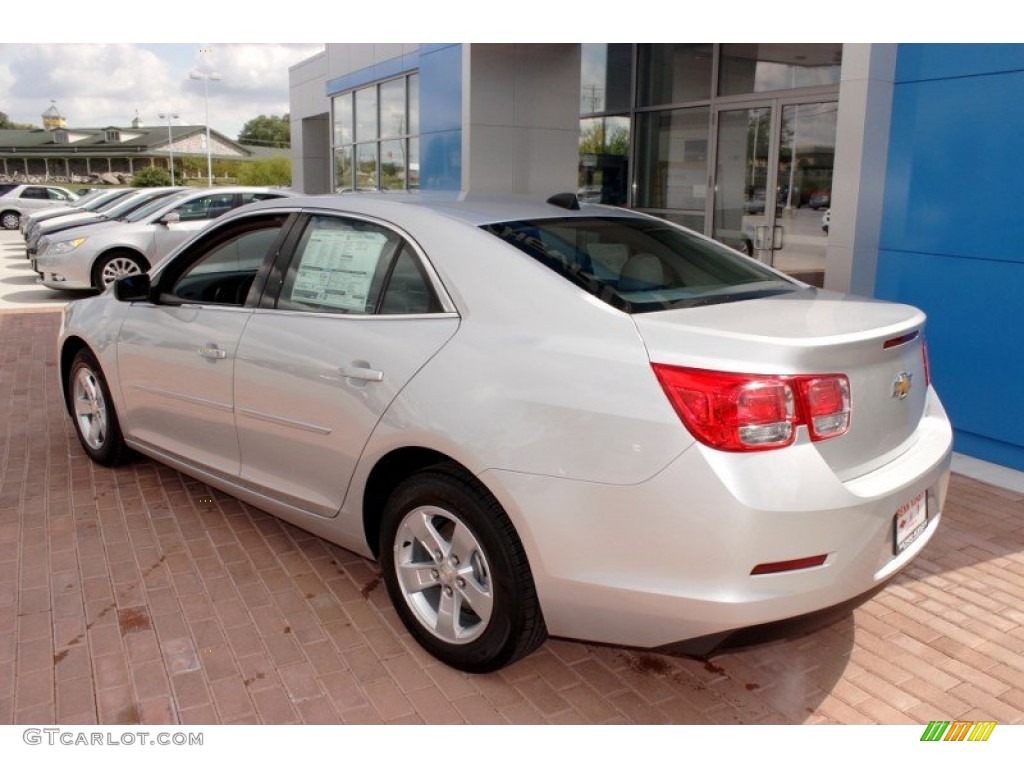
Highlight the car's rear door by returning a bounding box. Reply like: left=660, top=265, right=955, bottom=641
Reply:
left=232, top=212, right=459, bottom=518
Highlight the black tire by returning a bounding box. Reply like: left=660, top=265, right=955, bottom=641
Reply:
left=380, top=465, right=547, bottom=673
left=92, top=250, right=146, bottom=291
left=67, top=349, right=133, bottom=466
left=0, top=210, right=20, bottom=230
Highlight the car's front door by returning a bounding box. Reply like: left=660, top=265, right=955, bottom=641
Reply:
left=232, top=213, right=459, bottom=518
left=116, top=213, right=293, bottom=477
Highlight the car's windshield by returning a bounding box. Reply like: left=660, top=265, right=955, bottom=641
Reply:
left=481, top=216, right=803, bottom=313
left=71, top=189, right=112, bottom=208
left=106, top=189, right=182, bottom=220
left=90, top=191, right=137, bottom=213
left=124, top=190, right=192, bottom=223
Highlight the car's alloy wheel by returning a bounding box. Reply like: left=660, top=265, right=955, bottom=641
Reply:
left=68, top=349, right=132, bottom=466
left=380, top=466, right=547, bottom=672
left=94, top=252, right=144, bottom=289
left=393, top=504, right=494, bottom=645
left=0, top=211, right=20, bottom=230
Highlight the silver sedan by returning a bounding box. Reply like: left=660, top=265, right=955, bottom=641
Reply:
left=57, top=193, right=953, bottom=672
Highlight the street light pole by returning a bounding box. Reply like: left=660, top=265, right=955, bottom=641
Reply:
left=158, top=111, right=179, bottom=184
left=189, top=71, right=222, bottom=186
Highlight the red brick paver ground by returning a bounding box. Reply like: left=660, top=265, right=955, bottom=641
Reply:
left=2, top=310, right=1023, bottom=725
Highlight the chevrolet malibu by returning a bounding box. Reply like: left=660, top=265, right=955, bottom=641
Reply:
left=58, top=193, right=952, bottom=672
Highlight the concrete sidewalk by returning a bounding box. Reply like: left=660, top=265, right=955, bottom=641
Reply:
left=1, top=311, right=1023, bottom=725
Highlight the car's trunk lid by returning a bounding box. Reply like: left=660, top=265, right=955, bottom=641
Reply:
left=632, top=290, right=930, bottom=480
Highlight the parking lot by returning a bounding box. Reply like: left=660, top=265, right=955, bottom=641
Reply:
left=2, top=229, right=1024, bottom=725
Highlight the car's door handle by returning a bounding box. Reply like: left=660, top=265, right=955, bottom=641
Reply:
left=197, top=344, right=227, bottom=360
left=339, top=364, right=383, bottom=383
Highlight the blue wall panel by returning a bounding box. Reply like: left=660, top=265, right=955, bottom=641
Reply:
left=878, top=44, right=1024, bottom=470
left=875, top=250, right=1024, bottom=470
left=896, top=43, right=1024, bottom=84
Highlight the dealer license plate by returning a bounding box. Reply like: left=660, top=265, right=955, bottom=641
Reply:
left=894, top=491, right=928, bottom=554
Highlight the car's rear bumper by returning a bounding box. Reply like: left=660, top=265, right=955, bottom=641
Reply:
left=481, top=386, right=953, bottom=649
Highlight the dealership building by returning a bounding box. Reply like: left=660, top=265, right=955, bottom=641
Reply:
left=289, top=43, right=1024, bottom=473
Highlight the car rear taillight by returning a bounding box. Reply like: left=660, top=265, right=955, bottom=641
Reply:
left=651, top=365, right=851, bottom=452
left=922, top=339, right=931, bottom=387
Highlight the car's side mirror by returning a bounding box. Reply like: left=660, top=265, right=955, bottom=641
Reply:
left=160, top=212, right=181, bottom=226
left=114, top=273, right=152, bottom=302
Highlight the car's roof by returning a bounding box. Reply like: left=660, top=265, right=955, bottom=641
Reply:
left=238, top=191, right=640, bottom=227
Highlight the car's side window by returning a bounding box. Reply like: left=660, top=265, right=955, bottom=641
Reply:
left=378, top=246, right=443, bottom=315
left=173, top=193, right=237, bottom=222
left=20, top=187, right=48, bottom=200
left=47, top=188, right=71, bottom=201
left=162, top=215, right=289, bottom=306
left=278, top=215, right=402, bottom=315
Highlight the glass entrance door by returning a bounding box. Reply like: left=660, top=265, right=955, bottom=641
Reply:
left=712, top=100, right=837, bottom=286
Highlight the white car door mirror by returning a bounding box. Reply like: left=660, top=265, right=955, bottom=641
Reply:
left=160, top=212, right=181, bottom=226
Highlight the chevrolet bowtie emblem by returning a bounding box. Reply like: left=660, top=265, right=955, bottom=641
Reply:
left=891, top=372, right=913, bottom=400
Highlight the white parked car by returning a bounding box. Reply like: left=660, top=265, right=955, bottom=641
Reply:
left=0, top=183, right=78, bottom=229
left=58, top=192, right=952, bottom=671
left=34, top=187, right=295, bottom=291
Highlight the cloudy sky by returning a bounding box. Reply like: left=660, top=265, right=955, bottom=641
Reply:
left=0, top=43, right=322, bottom=140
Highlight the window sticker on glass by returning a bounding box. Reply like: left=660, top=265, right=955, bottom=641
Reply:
left=291, top=229, right=387, bottom=312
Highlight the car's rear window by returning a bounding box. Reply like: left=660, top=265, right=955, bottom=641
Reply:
left=0, top=184, right=16, bottom=196
left=481, top=216, right=804, bottom=313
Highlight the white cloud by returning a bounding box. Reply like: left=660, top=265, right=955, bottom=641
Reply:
left=0, top=43, right=321, bottom=139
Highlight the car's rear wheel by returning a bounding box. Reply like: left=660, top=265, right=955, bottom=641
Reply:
left=0, top=210, right=20, bottom=230
left=68, top=349, right=133, bottom=466
left=92, top=250, right=146, bottom=290
left=380, top=465, right=547, bottom=673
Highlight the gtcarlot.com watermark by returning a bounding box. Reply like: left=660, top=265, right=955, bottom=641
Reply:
left=23, top=728, right=203, bottom=747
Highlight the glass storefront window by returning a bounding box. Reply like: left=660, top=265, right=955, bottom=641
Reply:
left=332, top=73, right=419, bottom=192
left=334, top=146, right=353, bottom=192
left=333, top=92, right=352, bottom=146
left=379, top=78, right=406, bottom=138
left=578, top=116, right=630, bottom=206
left=356, top=143, right=378, bottom=190
left=408, top=74, right=419, bottom=136
left=654, top=211, right=705, bottom=233
left=638, top=44, right=713, bottom=107
left=634, top=107, right=710, bottom=211
left=355, top=86, right=378, bottom=143
left=719, top=44, right=842, bottom=96
left=408, top=137, right=420, bottom=189
left=580, top=44, right=633, bottom=114
left=380, top=139, right=406, bottom=190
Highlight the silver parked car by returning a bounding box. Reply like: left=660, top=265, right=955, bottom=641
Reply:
left=35, top=186, right=296, bottom=291
left=58, top=193, right=953, bottom=672
left=27, top=187, right=186, bottom=257
left=0, top=183, right=78, bottom=229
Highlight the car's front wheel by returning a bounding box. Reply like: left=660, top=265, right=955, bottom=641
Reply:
left=380, top=465, right=547, bottom=673
left=0, top=210, right=20, bottom=230
left=68, top=349, right=133, bottom=466
left=92, top=250, right=146, bottom=290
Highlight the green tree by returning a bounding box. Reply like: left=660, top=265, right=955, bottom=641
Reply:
left=238, top=114, right=291, bottom=148
left=0, top=111, right=36, bottom=129
left=579, top=120, right=629, bottom=157
left=132, top=166, right=172, bottom=187
left=236, top=156, right=292, bottom=187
